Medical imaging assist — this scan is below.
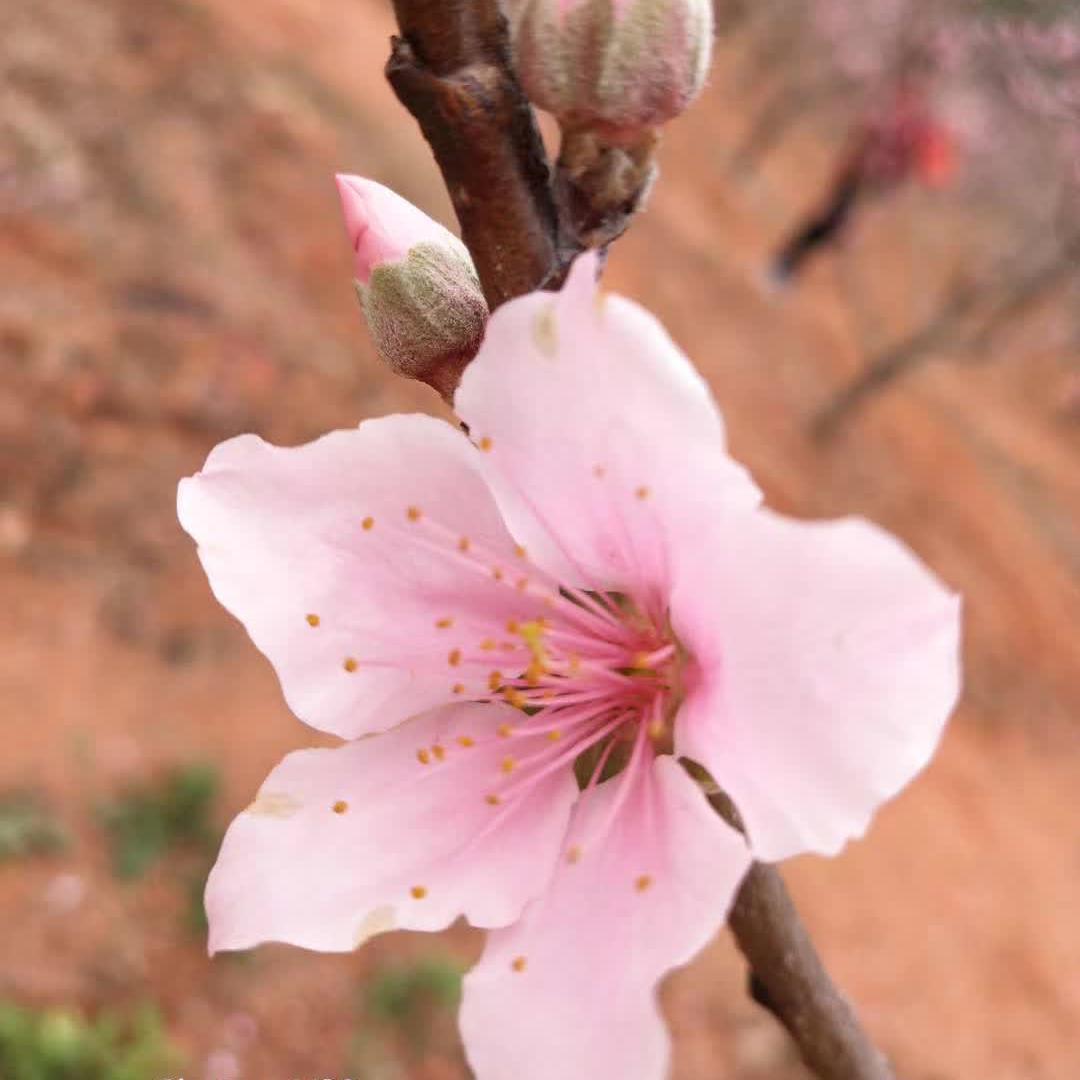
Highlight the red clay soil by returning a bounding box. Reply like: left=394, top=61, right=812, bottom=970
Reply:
left=2, top=1, right=1079, bottom=1077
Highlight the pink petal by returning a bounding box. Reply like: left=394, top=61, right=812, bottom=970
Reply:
left=206, top=702, right=578, bottom=953
left=454, top=255, right=760, bottom=602
left=672, top=510, right=962, bottom=862
left=178, top=415, right=540, bottom=739
left=459, top=755, right=750, bottom=1080
left=335, top=175, right=467, bottom=286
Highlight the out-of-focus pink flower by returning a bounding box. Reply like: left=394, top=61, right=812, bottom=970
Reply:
left=513, top=0, right=714, bottom=144
left=179, top=256, right=961, bottom=1080
left=334, top=175, right=488, bottom=392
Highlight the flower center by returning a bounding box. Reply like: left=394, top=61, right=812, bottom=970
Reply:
left=465, top=585, right=685, bottom=803
left=360, top=507, right=687, bottom=808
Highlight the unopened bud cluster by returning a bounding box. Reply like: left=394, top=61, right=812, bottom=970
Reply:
left=512, top=0, right=714, bottom=144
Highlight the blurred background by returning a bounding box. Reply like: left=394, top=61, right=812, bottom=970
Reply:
left=2, top=0, right=1079, bottom=1076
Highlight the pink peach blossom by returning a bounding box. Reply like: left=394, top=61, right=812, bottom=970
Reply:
left=178, top=255, right=961, bottom=1080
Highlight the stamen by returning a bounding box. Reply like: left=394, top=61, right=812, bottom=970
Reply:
left=306, top=613, right=320, bottom=628
left=635, top=875, right=653, bottom=893
left=362, top=516, right=375, bottom=531
left=406, top=506, right=422, bottom=522
left=332, top=800, right=348, bottom=814
left=511, top=956, right=527, bottom=973
left=410, top=885, right=428, bottom=900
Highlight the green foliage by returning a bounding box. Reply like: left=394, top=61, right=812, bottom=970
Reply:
left=0, top=792, right=69, bottom=861
left=349, top=955, right=465, bottom=1074
left=367, top=956, right=464, bottom=1023
left=0, top=1002, right=180, bottom=1080
left=99, top=763, right=220, bottom=880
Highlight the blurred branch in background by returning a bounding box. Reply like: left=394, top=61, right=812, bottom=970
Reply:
left=717, top=0, right=1080, bottom=428
left=813, top=231, right=1080, bottom=439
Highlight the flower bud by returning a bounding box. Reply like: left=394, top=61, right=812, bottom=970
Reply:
left=335, top=175, right=489, bottom=394
left=512, top=0, right=713, bottom=144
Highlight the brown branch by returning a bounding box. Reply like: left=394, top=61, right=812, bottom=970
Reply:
left=730, top=865, right=895, bottom=1080
left=386, top=0, right=563, bottom=313
left=712, top=793, right=895, bottom=1080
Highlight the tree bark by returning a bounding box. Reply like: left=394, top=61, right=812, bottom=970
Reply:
left=386, top=0, right=561, bottom=311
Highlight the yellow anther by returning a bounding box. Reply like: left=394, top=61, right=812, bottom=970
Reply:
left=497, top=723, right=513, bottom=739
left=506, top=619, right=520, bottom=634
left=525, top=661, right=545, bottom=687
left=458, top=536, right=471, bottom=553
left=516, top=577, right=530, bottom=592
left=503, top=688, right=527, bottom=710
left=417, top=749, right=431, bottom=765
left=432, top=744, right=446, bottom=762
left=452, top=682, right=466, bottom=695
left=362, top=516, right=375, bottom=531
left=492, top=567, right=504, bottom=582
left=435, top=617, right=454, bottom=630
left=501, top=757, right=516, bottom=774
left=410, top=885, right=428, bottom=900
left=648, top=718, right=667, bottom=742
left=519, top=621, right=549, bottom=670
left=635, top=874, right=654, bottom=893
left=511, top=956, right=528, bottom=973
left=481, top=638, right=497, bottom=651
left=485, top=793, right=502, bottom=806
left=635, top=485, right=651, bottom=501
left=569, top=654, right=582, bottom=675
left=332, top=800, right=349, bottom=814
left=488, top=671, right=503, bottom=692
left=478, top=436, right=493, bottom=452
left=448, top=648, right=462, bottom=667
left=306, top=613, right=321, bottom=628
left=547, top=729, right=562, bottom=742
left=343, top=657, right=359, bottom=673
left=457, top=735, right=475, bottom=748
left=406, top=506, right=422, bottom=522
left=566, top=845, right=582, bottom=864
left=514, top=544, right=527, bottom=559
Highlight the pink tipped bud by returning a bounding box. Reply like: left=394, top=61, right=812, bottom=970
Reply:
left=512, top=0, right=713, bottom=143
left=334, top=176, right=489, bottom=394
